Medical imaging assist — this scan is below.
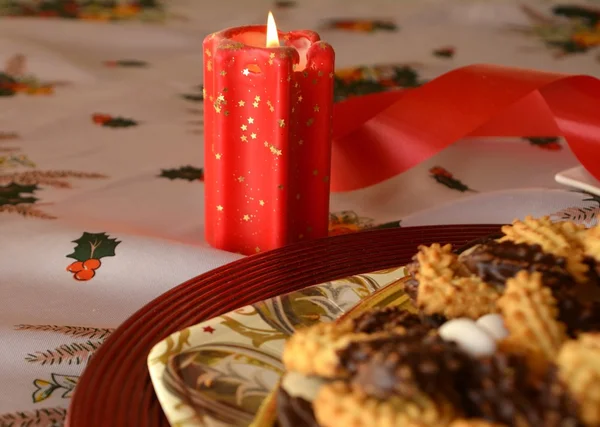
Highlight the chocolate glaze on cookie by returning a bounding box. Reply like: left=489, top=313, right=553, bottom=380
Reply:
left=351, top=306, right=423, bottom=334
left=342, top=334, right=466, bottom=402
left=460, top=241, right=573, bottom=290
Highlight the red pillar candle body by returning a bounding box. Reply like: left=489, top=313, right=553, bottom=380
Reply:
left=203, top=26, right=335, bottom=255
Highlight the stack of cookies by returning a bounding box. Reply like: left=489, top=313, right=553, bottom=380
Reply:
left=266, top=216, right=600, bottom=427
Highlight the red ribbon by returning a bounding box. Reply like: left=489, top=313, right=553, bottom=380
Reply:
left=331, top=64, right=600, bottom=192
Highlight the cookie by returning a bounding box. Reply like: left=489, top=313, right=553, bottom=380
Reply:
left=497, top=271, right=567, bottom=371
left=557, top=333, right=600, bottom=426
left=499, top=216, right=588, bottom=283
left=282, top=309, right=421, bottom=378
left=415, top=243, right=500, bottom=319
left=313, top=381, right=457, bottom=427
left=282, top=320, right=363, bottom=378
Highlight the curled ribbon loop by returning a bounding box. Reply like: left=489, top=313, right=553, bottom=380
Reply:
left=331, top=64, right=600, bottom=192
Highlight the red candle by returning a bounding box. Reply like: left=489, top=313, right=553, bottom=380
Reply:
left=203, top=13, right=335, bottom=255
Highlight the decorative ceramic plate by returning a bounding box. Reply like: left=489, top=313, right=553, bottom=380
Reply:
left=67, top=225, right=501, bottom=427
left=556, top=166, right=600, bottom=197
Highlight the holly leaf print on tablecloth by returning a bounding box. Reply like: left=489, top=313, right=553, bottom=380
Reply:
left=322, top=18, right=398, bottom=33
left=181, top=84, right=205, bottom=102
left=91, top=113, right=138, bottom=128
left=103, top=59, right=149, bottom=68
left=275, top=0, right=297, bottom=8
left=429, top=166, right=476, bottom=192
left=0, top=183, right=38, bottom=205
left=32, top=374, right=78, bottom=403
left=0, top=171, right=108, bottom=219
left=66, top=232, right=121, bottom=282
left=159, top=166, right=204, bottom=181
left=0, top=0, right=165, bottom=21
left=523, top=136, right=562, bottom=150
left=520, top=5, right=600, bottom=57
left=334, top=64, right=423, bottom=101
left=0, top=406, right=66, bottom=427
left=433, top=46, right=455, bottom=58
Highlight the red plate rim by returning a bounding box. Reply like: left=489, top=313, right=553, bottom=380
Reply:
left=67, top=224, right=502, bottom=427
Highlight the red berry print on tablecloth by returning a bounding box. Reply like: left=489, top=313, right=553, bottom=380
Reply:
left=429, top=166, right=476, bottom=192
left=91, top=113, right=138, bottom=128
left=433, top=46, right=455, bottom=58
left=203, top=326, right=215, bottom=334
left=524, top=136, right=562, bottom=150
left=322, top=18, right=398, bottom=33
left=103, top=59, right=149, bottom=68
left=66, top=232, right=121, bottom=282
left=159, top=166, right=204, bottom=182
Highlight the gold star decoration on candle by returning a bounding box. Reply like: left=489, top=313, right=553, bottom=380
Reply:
left=207, top=60, right=212, bottom=71
left=278, top=119, right=285, bottom=128
left=298, top=139, right=304, bottom=145
left=238, top=100, right=245, bottom=107
left=253, top=102, right=259, bottom=108
left=217, top=95, right=225, bottom=102
left=269, top=145, right=283, bottom=156
left=241, top=135, right=248, bottom=142
left=318, top=71, right=323, bottom=77
left=243, top=214, right=250, bottom=221
left=202, top=87, right=206, bottom=98
left=297, top=96, right=303, bottom=102
left=251, top=133, right=257, bottom=139
left=255, top=96, right=261, bottom=102
left=205, top=49, right=212, bottom=57
left=264, top=141, right=269, bottom=147
left=329, top=72, right=334, bottom=78
left=313, top=105, right=320, bottom=112
left=217, top=205, right=223, bottom=211
left=269, top=53, right=275, bottom=59
left=248, top=117, right=254, bottom=124
left=220, top=70, right=227, bottom=76
left=255, top=247, right=261, bottom=253
left=241, top=124, right=247, bottom=131
left=306, top=118, right=314, bottom=127
left=214, top=106, right=222, bottom=113
left=237, top=176, right=245, bottom=182
left=215, top=153, right=222, bottom=159
left=259, top=200, right=265, bottom=206
left=242, top=69, right=250, bottom=76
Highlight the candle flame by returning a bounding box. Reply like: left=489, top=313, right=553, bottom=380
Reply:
left=266, top=11, right=280, bottom=47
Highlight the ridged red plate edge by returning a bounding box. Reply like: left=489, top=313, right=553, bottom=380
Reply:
left=67, top=224, right=502, bottom=427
